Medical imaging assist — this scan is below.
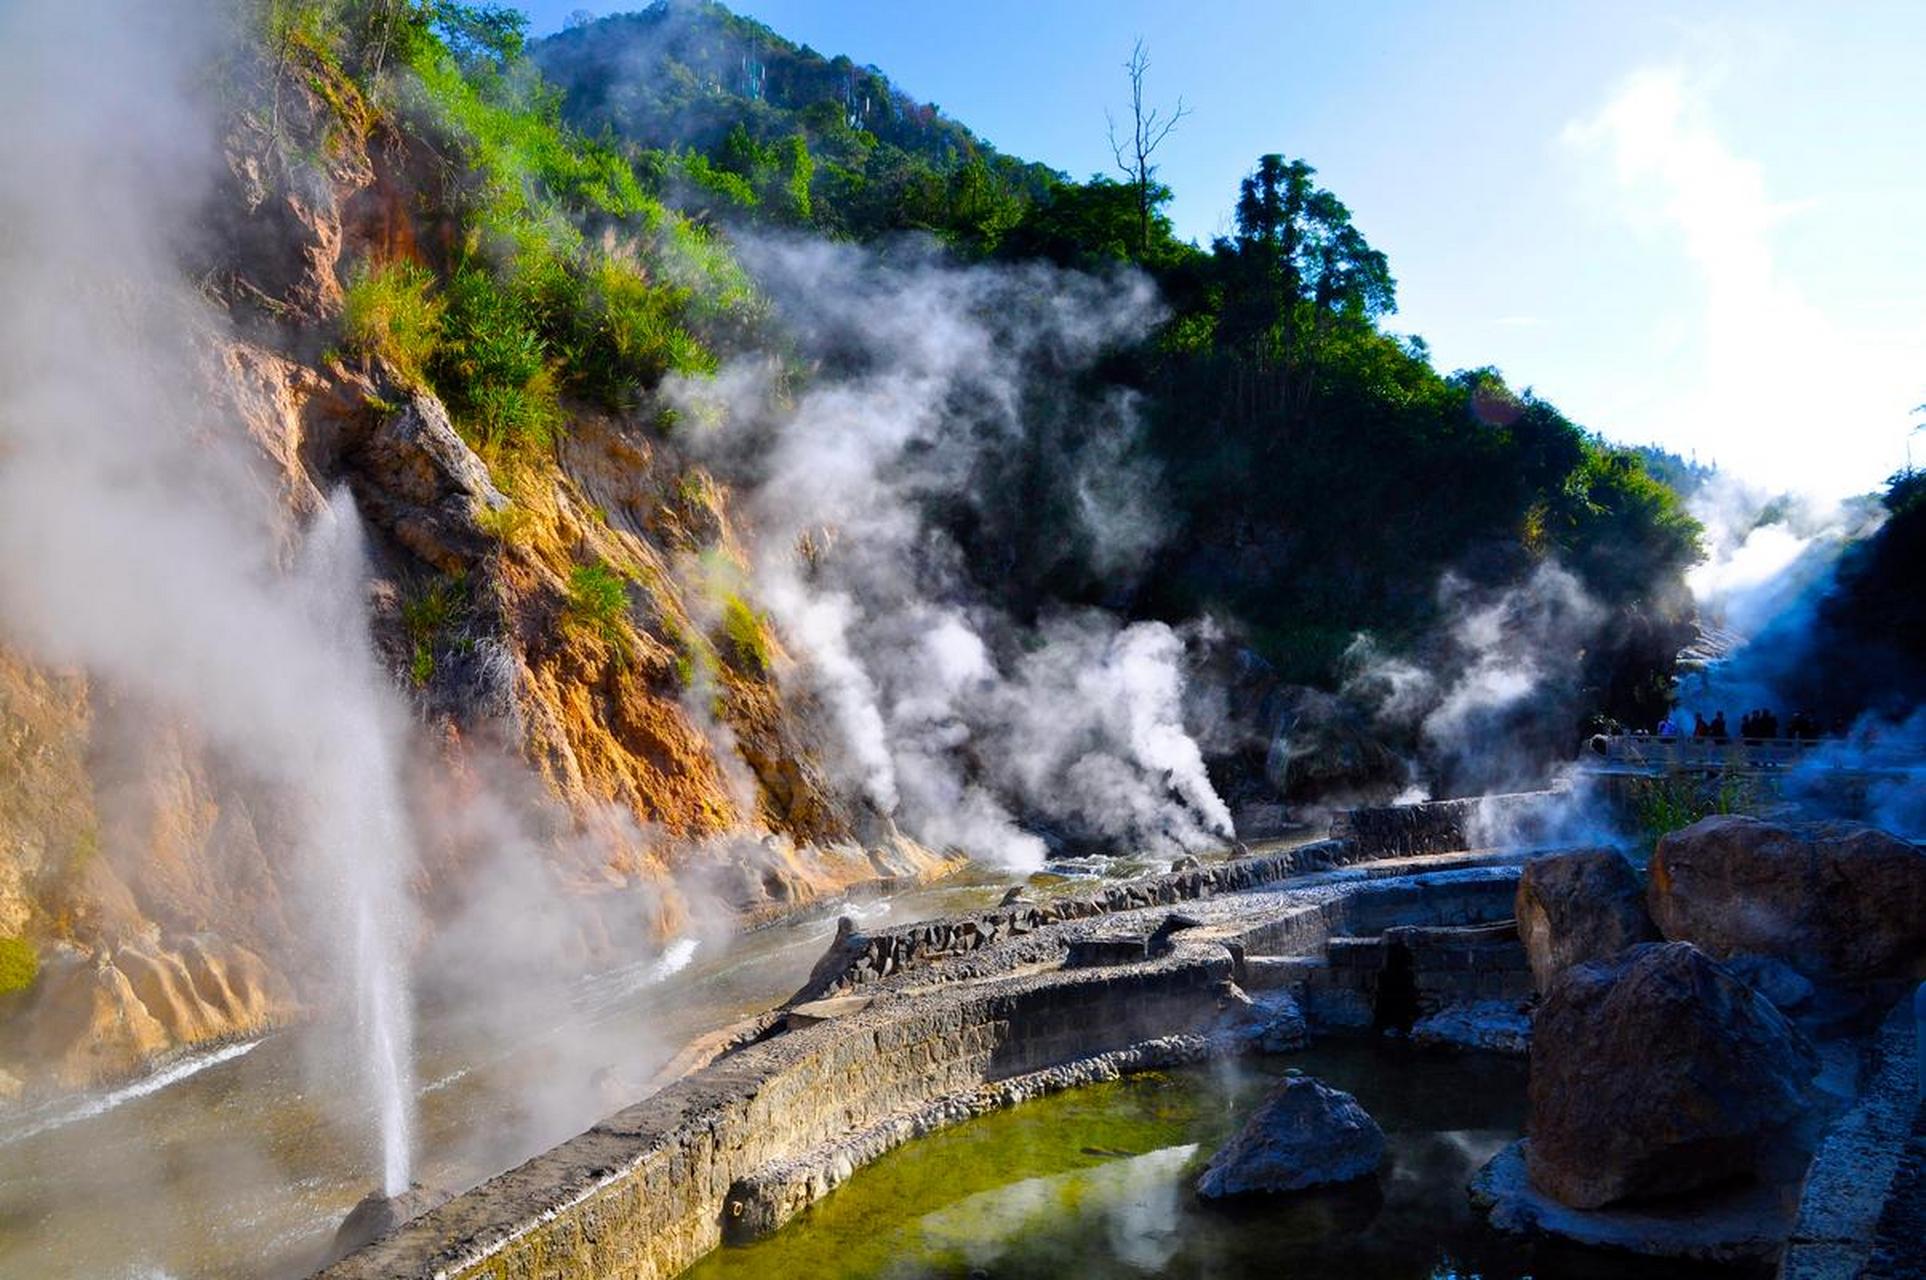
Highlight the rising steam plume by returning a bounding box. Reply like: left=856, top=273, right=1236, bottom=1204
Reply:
left=673, top=236, right=1235, bottom=866
left=0, top=0, right=418, bottom=1193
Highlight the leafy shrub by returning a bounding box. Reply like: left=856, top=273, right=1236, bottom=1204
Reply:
left=341, top=260, right=443, bottom=389
left=1630, top=771, right=1762, bottom=857
left=0, top=936, right=38, bottom=996
left=430, top=266, right=562, bottom=454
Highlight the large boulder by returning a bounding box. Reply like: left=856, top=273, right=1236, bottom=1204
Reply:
left=1196, top=1076, right=1384, bottom=1198
left=1527, top=941, right=1820, bottom=1209
left=1515, top=848, right=1658, bottom=992
left=1650, top=815, right=1926, bottom=983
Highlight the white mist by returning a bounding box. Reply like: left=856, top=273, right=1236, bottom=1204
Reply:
left=0, top=0, right=417, bottom=1194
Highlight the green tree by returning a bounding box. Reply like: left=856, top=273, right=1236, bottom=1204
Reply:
left=1216, top=155, right=1395, bottom=429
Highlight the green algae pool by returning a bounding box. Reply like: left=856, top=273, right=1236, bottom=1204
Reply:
left=686, top=1043, right=1736, bottom=1280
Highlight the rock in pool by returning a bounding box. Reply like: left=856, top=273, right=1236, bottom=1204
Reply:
left=1196, top=1076, right=1384, bottom=1199
left=328, top=1183, right=451, bottom=1262
left=1526, top=940, right=1821, bottom=1209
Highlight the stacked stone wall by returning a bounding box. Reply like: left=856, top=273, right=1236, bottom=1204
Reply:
left=319, top=942, right=1237, bottom=1280
left=799, top=838, right=1362, bottom=999
left=318, top=853, right=1535, bottom=1280
left=1332, top=792, right=1562, bottom=858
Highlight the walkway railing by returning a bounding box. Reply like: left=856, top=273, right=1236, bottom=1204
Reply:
left=1587, top=734, right=1925, bottom=774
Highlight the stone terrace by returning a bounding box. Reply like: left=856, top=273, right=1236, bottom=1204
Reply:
left=319, top=802, right=1549, bottom=1280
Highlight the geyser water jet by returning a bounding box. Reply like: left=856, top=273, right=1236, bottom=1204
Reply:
left=0, top=0, right=418, bottom=1195
left=303, top=493, right=419, bottom=1195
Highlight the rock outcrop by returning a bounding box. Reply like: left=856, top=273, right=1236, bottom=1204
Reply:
left=10, top=936, right=294, bottom=1091
left=1514, top=847, right=1656, bottom=993
left=0, top=36, right=955, bottom=1098
left=1196, top=1076, right=1385, bottom=1198
left=1650, top=815, right=1926, bottom=983
left=1526, top=941, right=1821, bottom=1209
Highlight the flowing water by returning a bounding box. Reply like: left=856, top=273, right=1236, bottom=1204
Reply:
left=0, top=844, right=1238, bottom=1280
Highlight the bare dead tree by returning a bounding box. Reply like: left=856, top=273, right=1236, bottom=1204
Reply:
left=1106, top=39, right=1190, bottom=258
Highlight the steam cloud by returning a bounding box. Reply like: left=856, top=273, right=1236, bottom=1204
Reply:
left=671, top=236, right=1234, bottom=866
left=1342, top=562, right=1605, bottom=797
left=0, top=0, right=417, bottom=1192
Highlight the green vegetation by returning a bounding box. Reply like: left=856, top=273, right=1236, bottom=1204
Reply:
left=526, top=4, right=1704, bottom=737
left=341, top=260, right=443, bottom=389
left=279, top=0, right=756, bottom=468
left=0, top=936, right=38, bottom=996
left=534, top=0, right=1050, bottom=250
left=400, top=575, right=466, bottom=687
left=1628, top=771, right=1763, bottom=857
left=565, top=560, right=633, bottom=649
left=286, top=1, right=1704, bottom=744
left=720, top=593, right=771, bottom=674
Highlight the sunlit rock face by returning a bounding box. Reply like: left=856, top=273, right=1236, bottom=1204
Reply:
left=14, top=938, right=294, bottom=1091
left=1526, top=941, right=1821, bottom=1209
left=1651, top=814, right=1926, bottom=983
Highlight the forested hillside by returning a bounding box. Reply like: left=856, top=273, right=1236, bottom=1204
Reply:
left=533, top=0, right=1704, bottom=793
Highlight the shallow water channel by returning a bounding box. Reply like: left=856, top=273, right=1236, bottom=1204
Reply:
left=0, top=872, right=1020, bottom=1280
left=0, top=843, right=1241, bottom=1280
left=686, top=1045, right=1735, bottom=1280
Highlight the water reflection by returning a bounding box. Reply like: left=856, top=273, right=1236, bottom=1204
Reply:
left=690, top=1046, right=1754, bottom=1280
left=919, top=1144, right=1200, bottom=1274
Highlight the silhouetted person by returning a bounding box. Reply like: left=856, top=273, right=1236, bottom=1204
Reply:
left=1760, top=709, right=1779, bottom=739
left=1741, top=711, right=1757, bottom=740
left=1656, top=710, right=1681, bottom=738
left=1710, top=711, right=1729, bottom=743
left=1693, top=712, right=1710, bottom=738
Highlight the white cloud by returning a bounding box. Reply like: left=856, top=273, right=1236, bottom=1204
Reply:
left=1566, top=67, right=1922, bottom=497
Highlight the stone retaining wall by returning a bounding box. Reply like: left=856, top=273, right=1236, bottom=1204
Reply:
left=318, top=941, right=1238, bottom=1280
left=1331, top=791, right=1562, bottom=858
left=795, top=838, right=1361, bottom=1000
left=1783, top=990, right=1922, bottom=1280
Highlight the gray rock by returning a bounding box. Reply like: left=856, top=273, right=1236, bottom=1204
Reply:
left=1196, top=1076, right=1384, bottom=1198
left=329, top=1183, right=451, bottom=1263
left=1473, top=1139, right=1797, bottom=1262
left=1725, top=953, right=1816, bottom=1012
left=1411, top=1000, right=1531, bottom=1055
left=1220, top=986, right=1311, bottom=1052
left=350, top=390, right=507, bottom=573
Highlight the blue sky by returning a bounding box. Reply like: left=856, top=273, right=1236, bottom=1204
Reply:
left=520, top=1, right=1926, bottom=498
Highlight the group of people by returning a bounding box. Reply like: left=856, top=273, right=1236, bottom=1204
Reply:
left=1652, top=708, right=1832, bottom=742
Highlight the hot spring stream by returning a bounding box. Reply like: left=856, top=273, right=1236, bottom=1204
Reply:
left=0, top=870, right=1025, bottom=1280
left=0, top=837, right=1716, bottom=1280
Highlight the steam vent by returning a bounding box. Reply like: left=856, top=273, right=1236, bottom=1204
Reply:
left=2, top=1, right=1922, bottom=1279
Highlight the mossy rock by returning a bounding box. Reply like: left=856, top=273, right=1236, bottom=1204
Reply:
left=0, top=936, right=38, bottom=995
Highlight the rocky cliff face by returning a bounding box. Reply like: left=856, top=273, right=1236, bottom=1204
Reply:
left=0, top=37, right=945, bottom=1098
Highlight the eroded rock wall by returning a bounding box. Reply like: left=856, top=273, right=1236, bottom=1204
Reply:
left=0, top=38, right=941, bottom=1098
